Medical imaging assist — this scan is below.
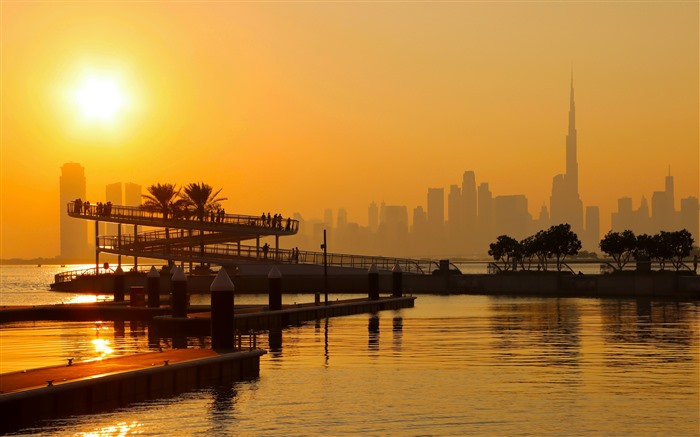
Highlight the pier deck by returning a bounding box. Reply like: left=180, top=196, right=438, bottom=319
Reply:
left=0, top=347, right=265, bottom=434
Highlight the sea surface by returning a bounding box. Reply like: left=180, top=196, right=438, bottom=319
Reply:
left=1, top=265, right=699, bottom=436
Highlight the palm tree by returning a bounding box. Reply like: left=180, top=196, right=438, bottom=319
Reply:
left=180, top=182, right=227, bottom=262
left=180, top=182, right=227, bottom=221
left=142, top=183, right=183, bottom=220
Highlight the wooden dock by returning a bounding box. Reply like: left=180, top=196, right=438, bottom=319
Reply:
left=0, top=347, right=265, bottom=434
left=153, top=296, right=417, bottom=336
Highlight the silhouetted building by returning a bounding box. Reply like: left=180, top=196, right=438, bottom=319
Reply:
left=427, top=188, right=445, bottom=252
left=611, top=197, right=634, bottom=231
left=368, top=201, right=379, bottom=232
left=60, top=163, right=88, bottom=261
left=477, top=182, right=493, bottom=250
left=124, top=182, right=141, bottom=207
left=447, top=184, right=463, bottom=251
left=550, top=73, right=584, bottom=234
left=411, top=206, right=428, bottom=256
left=323, top=208, right=334, bottom=230
left=378, top=205, right=409, bottom=255
left=337, top=208, right=348, bottom=230
left=462, top=170, right=478, bottom=252
left=494, top=195, right=531, bottom=240
left=584, top=206, right=600, bottom=252
left=680, top=196, right=699, bottom=242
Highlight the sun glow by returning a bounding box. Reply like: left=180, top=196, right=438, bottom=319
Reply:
left=74, top=76, right=126, bottom=122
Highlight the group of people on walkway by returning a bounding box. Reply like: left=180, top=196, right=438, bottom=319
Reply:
left=209, top=208, right=226, bottom=223
left=73, top=199, right=113, bottom=217
left=260, top=212, right=292, bottom=231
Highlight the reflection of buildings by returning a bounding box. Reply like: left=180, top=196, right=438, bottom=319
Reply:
left=60, top=163, right=89, bottom=261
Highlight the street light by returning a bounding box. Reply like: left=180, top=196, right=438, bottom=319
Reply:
left=321, top=229, right=328, bottom=304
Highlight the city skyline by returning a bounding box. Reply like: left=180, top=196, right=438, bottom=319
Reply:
left=2, top=2, right=698, bottom=259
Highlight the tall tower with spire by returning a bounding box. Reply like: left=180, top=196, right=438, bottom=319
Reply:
left=550, top=71, right=584, bottom=234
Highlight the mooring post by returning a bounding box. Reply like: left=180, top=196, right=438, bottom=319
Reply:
left=171, top=266, right=188, bottom=318
left=392, top=263, right=403, bottom=298
left=113, top=265, right=125, bottom=302
left=147, top=266, right=160, bottom=308
left=368, top=263, right=379, bottom=300
left=268, top=266, right=282, bottom=311
left=211, top=268, right=235, bottom=350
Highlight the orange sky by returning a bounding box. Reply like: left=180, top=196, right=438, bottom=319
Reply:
left=1, top=2, right=698, bottom=259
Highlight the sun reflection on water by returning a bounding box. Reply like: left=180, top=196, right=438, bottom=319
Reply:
left=75, top=421, right=142, bottom=436
left=91, top=338, right=114, bottom=359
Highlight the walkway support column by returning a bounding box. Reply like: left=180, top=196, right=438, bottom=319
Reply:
left=392, top=263, right=403, bottom=298
left=268, top=266, right=282, bottom=311
left=171, top=267, right=188, bottom=318
left=147, top=266, right=160, bottom=308
left=211, top=268, right=235, bottom=349
left=95, top=221, right=100, bottom=272
left=113, top=266, right=125, bottom=302
left=368, top=264, right=379, bottom=300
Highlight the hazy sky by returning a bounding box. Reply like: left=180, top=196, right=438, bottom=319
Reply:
left=1, top=2, right=698, bottom=259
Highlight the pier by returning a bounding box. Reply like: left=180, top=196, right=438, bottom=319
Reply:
left=0, top=348, right=265, bottom=434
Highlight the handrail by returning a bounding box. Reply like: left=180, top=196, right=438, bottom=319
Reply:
left=66, top=201, right=299, bottom=234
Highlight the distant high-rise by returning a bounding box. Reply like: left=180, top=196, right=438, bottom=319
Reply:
left=59, top=163, right=88, bottom=261
left=493, top=195, right=530, bottom=239
left=550, top=72, right=584, bottom=234
left=477, top=182, right=493, bottom=250
left=447, top=184, right=462, bottom=249
left=368, top=201, right=379, bottom=232
left=584, top=206, right=600, bottom=252
left=337, top=208, right=348, bottom=230
left=124, top=182, right=142, bottom=207
left=427, top=188, right=445, bottom=250
left=323, top=208, right=334, bottom=229
left=462, top=171, right=477, bottom=251
left=611, top=197, right=634, bottom=231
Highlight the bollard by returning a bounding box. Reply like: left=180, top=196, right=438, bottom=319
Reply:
left=368, top=264, right=379, bottom=300
left=147, top=266, right=160, bottom=308
left=315, top=292, right=320, bottom=305
left=129, top=286, right=145, bottom=307
left=113, top=266, right=125, bottom=302
left=392, top=263, right=403, bottom=298
left=210, top=268, right=235, bottom=350
left=171, top=267, right=188, bottom=318
left=268, top=266, right=282, bottom=311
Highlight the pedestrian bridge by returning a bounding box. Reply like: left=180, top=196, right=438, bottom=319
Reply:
left=63, top=201, right=452, bottom=283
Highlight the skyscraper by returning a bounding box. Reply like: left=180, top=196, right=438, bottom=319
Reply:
left=124, top=182, right=142, bottom=207
left=368, top=201, right=379, bottom=232
left=105, top=182, right=122, bottom=236
left=550, top=72, right=584, bottom=234
left=427, top=188, right=445, bottom=252
left=59, top=163, right=88, bottom=261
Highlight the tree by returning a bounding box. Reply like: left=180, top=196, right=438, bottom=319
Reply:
left=665, top=229, right=694, bottom=271
left=180, top=182, right=227, bottom=263
left=488, top=235, right=521, bottom=271
left=519, top=235, right=539, bottom=270
left=142, top=183, right=183, bottom=220
left=545, top=223, right=581, bottom=271
left=180, top=182, right=227, bottom=221
left=599, top=230, right=637, bottom=271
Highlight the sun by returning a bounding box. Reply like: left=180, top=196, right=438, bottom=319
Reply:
left=74, top=76, right=126, bottom=122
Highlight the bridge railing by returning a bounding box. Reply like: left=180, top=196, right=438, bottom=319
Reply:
left=110, top=241, right=439, bottom=274
left=67, top=202, right=299, bottom=233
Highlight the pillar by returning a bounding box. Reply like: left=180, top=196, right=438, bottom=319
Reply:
left=147, top=266, right=160, bottom=308
left=268, top=266, right=282, bottom=311
left=211, top=268, right=235, bottom=350
left=368, top=263, right=379, bottom=300
left=113, top=265, right=125, bottom=302
left=171, top=266, right=188, bottom=318
left=392, top=263, right=403, bottom=298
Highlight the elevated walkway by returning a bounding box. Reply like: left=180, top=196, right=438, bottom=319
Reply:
left=60, top=201, right=453, bottom=287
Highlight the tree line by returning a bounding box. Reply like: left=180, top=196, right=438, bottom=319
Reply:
left=488, top=225, right=695, bottom=273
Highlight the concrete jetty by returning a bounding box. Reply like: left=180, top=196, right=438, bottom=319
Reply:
left=0, top=347, right=265, bottom=434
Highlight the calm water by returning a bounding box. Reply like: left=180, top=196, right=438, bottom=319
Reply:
left=1, top=265, right=699, bottom=436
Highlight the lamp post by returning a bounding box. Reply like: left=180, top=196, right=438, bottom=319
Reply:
left=321, top=229, right=328, bottom=304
